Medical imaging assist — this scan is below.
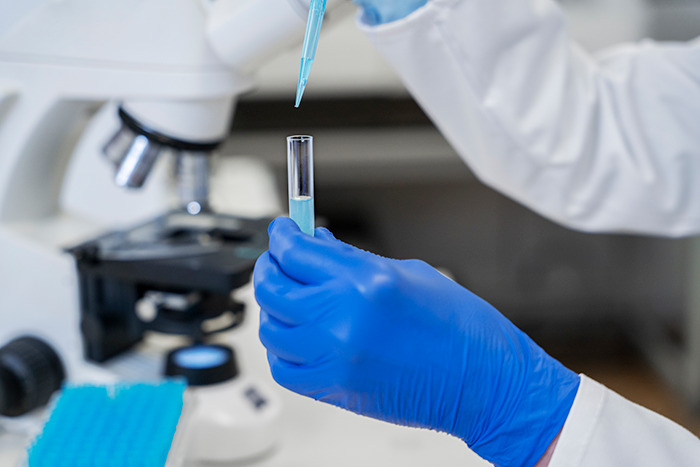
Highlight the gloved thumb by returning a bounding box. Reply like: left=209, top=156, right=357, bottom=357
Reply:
left=268, top=217, right=359, bottom=284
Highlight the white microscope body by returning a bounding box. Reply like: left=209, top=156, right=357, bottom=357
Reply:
left=0, top=0, right=342, bottom=463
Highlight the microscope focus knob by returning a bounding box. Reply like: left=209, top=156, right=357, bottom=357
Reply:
left=0, top=336, right=65, bottom=417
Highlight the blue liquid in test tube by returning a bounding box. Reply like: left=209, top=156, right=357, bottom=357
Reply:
left=287, top=136, right=315, bottom=236
left=289, top=196, right=315, bottom=236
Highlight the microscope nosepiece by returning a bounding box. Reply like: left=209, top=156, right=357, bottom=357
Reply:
left=103, top=107, right=222, bottom=190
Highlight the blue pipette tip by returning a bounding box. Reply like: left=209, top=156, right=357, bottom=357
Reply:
left=295, top=58, right=312, bottom=108
left=295, top=82, right=305, bottom=108
left=294, top=0, right=326, bottom=108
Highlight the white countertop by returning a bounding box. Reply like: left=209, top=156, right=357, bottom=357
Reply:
left=0, top=284, right=489, bottom=467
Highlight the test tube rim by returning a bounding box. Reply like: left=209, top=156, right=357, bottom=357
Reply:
left=287, top=135, right=313, bottom=142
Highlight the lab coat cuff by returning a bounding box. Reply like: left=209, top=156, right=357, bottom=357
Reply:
left=548, top=374, right=605, bottom=467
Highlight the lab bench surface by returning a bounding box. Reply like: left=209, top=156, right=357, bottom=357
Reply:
left=0, top=284, right=488, bottom=467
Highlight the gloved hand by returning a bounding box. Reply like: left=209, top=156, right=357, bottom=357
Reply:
left=352, top=0, right=428, bottom=25
left=254, top=217, right=580, bottom=467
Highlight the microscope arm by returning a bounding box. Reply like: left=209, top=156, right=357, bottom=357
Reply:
left=0, top=0, right=350, bottom=387
left=114, top=0, right=348, bottom=193
left=109, top=0, right=347, bottom=210
left=0, top=0, right=349, bottom=222
left=124, top=0, right=349, bottom=137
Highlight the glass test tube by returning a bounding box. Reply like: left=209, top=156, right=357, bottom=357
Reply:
left=287, top=135, right=315, bottom=236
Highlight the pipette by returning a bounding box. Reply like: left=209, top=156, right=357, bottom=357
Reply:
left=295, top=0, right=327, bottom=108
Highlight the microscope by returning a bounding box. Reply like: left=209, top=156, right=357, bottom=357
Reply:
left=0, top=0, right=343, bottom=462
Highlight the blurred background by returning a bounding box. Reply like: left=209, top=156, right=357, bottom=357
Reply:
left=225, top=0, right=700, bottom=434
left=7, top=1, right=700, bottom=464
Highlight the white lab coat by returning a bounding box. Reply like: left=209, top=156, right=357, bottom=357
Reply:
left=356, top=0, right=700, bottom=464
left=358, top=0, right=700, bottom=237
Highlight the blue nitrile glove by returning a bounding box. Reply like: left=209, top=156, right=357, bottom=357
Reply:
left=254, top=217, right=580, bottom=467
left=353, top=0, right=428, bottom=25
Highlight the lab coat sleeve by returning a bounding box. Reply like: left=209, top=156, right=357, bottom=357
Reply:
left=357, top=0, right=700, bottom=236
left=549, top=375, right=700, bottom=466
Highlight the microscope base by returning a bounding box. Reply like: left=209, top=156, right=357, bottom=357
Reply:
left=183, top=376, right=281, bottom=464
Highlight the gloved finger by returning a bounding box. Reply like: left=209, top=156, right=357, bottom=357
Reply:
left=254, top=251, right=337, bottom=326
left=254, top=251, right=303, bottom=318
left=259, top=310, right=333, bottom=365
left=314, top=227, right=336, bottom=240
left=254, top=250, right=298, bottom=289
left=266, top=351, right=300, bottom=392
left=267, top=351, right=332, bottom=397
left=258, top=283, right=334, bottom=326
left=268, top=217, right=359, bottom=284
left=353, top=0, right=428, bottom=25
